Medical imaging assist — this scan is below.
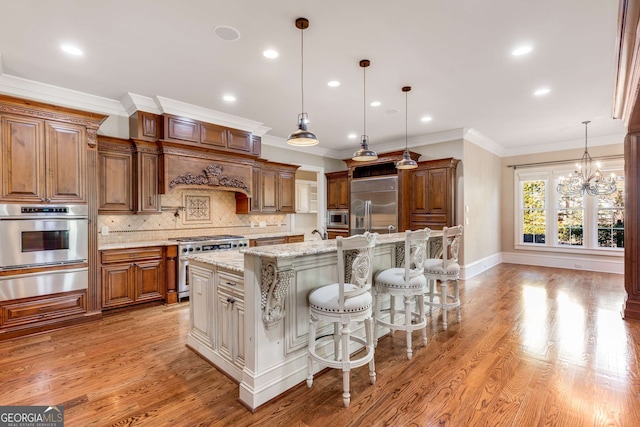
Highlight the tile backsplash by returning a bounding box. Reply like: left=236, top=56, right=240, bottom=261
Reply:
left=98, top=189, right=287, bottom=244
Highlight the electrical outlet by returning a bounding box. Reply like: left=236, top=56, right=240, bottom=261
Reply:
left=101, top=225, right=109, bottom=235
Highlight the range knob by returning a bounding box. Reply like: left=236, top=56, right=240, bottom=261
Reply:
left=195, top=247, right=201, bottom=251
left=188, top=248, right=194, bottom=252
left=182, top=248, right=188, bottom=253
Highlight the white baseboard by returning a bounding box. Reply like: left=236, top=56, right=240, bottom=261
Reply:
left=460, top=253, right=501, bottom=279
left=500, top=251, right=623, bottom=274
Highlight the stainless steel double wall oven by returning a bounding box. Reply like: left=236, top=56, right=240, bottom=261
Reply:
left=0, top=204, right=89, bottom=301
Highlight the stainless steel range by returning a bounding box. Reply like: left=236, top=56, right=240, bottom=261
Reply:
left=170, top=235, right=249, bottom=300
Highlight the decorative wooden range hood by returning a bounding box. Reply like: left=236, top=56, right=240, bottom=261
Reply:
left=157, top=140, right=255, bottom=197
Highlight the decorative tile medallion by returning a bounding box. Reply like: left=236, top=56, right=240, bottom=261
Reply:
left=183, top=194, right=211, bottom=223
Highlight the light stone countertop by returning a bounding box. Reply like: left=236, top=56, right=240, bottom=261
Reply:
left=240, top=232, right=410, bottom=258
left=187, top=250, right=244, bottom=273
left=98, top=231, right=305, bottom=251
left=98, top=240, right=176, bottom=251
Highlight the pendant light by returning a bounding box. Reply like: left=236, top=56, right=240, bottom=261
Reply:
left=287, top=17, right=319, bottom=146
left=396, top=86, right=418, bottom=170
left=352, top=59, right=378, bottom=161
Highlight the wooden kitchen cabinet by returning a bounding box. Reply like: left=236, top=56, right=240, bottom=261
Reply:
left=326, top=171, right=349, bottom=210
left=236, top=162, right=298, bottom=214
left=163, top=113, right=259, bottom=157
left=216, top=269, right=245, bottom=369
left=97, top=136, right=161, bottom=214
left=408, top=158, right=459, bottom=230
left=100, top=247, right=165, bottom=309
left=129, top=111, right=163, bottom=141
left=1, top=115, right=86, bottom=203
left=327, top=229, right=349, bottom=240
left=0, top=290, right=87, bottom=329
left=249, top=234, right=304, bottom=247
left=188, top=262, right=245, bottom=381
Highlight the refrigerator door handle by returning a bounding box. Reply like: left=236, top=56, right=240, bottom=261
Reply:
left=365, top=200, right=372, bottom=232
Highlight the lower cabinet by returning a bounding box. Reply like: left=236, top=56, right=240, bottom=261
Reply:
left=249, top=234, right=304, bottom=247
left=0, top=290, right=87, bottom=329
left=327, top=229, right=349, bottom=239
left=216, top=270, right=244, bottom=368
left=101, top=247, right=165, bottom=309
left=188, top=262, right=245, bottom=381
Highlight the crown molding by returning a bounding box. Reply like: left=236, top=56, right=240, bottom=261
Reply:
left=462, top=128, right=506, bottom=157
left=502, top=133, right=626, bottom=157
left=0, top=72, right=126, bottom=116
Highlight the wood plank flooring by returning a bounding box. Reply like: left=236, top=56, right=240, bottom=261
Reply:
left=0, top=263, right=637, bottom=426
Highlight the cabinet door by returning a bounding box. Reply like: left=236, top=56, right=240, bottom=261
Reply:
left=46, top=121, right=86, bottom=203
left=189, top=264, right=214, bottom=348
left=426, top=168, right=449, bottom=214
left=216, top=288, right=234, bottom=361
left=250, top=167, right=262, bottom=212
left=296, top=182, right=310, bottom=213
left=200, top=122, right=226, bottom=148
left=226, top=129, right=252, bottom=153
left=277, top=170, right=296, bottom=213
left=137, top=152, right=160, bottom=213
left=261, top=169, right=277, bottom=212
left=327, top=230, right=349, bottom=240
left=250, top=237, right=286, bottom=247
left=0, top=115, right=46, bottom=202
left=98, top=149, right=134, bottom=213
left=327, top=179, right=340, bottom=209
left=0, top=290, right=87, bottom=328
left=102, top=263, right=135, bottom=308
left=235, top=298, right=245, bottom=366
left=134, top=259, right=164, bottom=302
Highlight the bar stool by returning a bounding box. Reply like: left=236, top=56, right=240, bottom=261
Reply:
left=424, top=225, right=463, bottom=330
left=373, top=228, right=430, bottom=359
left=306, top=232, right=378, bottom=407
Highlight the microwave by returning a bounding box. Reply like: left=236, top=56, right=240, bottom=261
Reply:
left=327, top=210, right=349, bottom=229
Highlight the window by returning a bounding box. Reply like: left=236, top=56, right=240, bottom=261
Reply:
left=515, top=162, right=624, bottom=254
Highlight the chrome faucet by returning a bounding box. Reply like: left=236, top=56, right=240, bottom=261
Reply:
left=388, top=225, right=396, bottom=234
left=312, top=228, right=328, bottom=240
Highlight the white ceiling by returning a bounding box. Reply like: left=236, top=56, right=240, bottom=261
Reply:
left=0, top=0, right=626, bottom=159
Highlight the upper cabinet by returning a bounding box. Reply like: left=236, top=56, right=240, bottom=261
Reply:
left=97, top=136, right=161, bottom=214
left=236, top=162, right=298, bottom=214
left=326, top=171, right=349, bottom=210
left=0, top=95, right=106, bottom=205
left=1, top=115, right=88, bottom=204
left=295, top=180, right=318, bottom=213
left=129, top=111, right=163, bottom=142
left=163, top=114, right=260, bottom=157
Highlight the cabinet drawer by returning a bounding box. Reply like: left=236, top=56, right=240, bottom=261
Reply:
left=218, top=269, right=243, bottom=293
left=101, top=247, right=163, bottom=264
left=1, top=291, right=87, bottom=327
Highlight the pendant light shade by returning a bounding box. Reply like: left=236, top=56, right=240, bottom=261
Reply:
left=396, top=86, right=418, bottom=170
left=287, top=17, right=319, bottom=146
left=352, top=59, right=378, bottom=161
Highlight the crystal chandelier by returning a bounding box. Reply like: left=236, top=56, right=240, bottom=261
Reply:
left=556, top=121, right=618, bottom=196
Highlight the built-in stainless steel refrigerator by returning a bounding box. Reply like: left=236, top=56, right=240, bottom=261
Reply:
left=350, top=176, right=398, bottom=235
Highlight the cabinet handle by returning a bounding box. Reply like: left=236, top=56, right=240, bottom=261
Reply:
left=149, top=196, right=152, bottom=205
left=226, top=297, right=236, bottom=304
left=225, top=282, right=236, bottom=286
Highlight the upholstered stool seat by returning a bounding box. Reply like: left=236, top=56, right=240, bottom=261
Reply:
left=373, top=228, right=430, bottom=359
left=307, top=232, right=378, bottom=407
left=424, top=225, right=463, bottom=330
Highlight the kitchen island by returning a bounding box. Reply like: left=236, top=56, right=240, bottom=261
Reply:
left=186, top=232, right=442, bottom=410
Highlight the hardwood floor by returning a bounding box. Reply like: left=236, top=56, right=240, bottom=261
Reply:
left=0, top=263, right=637, bottom=426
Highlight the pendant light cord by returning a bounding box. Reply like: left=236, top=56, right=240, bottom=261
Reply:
left=405, top=90, right=408, bottom=149
left=300, top=27, right=304, bottom=115
left=363, top=65, right=366, bottom=136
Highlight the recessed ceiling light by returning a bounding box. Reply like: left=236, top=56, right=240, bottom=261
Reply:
left=61, top=45, right=83, bottom=56
left=213, top=26, right=241, bottom=41
left=370, top=101, right=381, bottom=107
left=327, top=81, right=340, bottom=87
left=421, top=116, right=433, bottom=122
left=534, top=87, right=551, bottom=96
left=263, top=49, right=279, bottom=59
left=512, top=45, right=533, bottom=56
left=223, top=94, right=236, bottom=102
left=348, top=133, right=357, bottom=139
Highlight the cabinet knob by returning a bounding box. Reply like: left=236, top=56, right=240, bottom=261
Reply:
left=226, top=297, right=236, bottom=304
